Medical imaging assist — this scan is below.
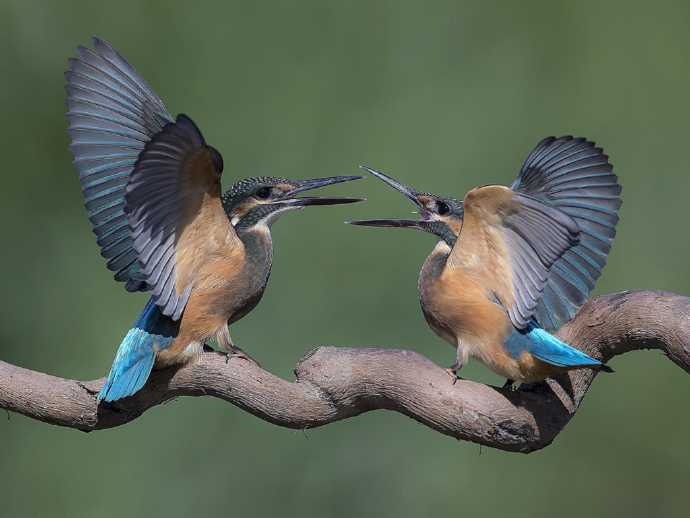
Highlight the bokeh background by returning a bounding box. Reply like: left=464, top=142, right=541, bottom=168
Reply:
left=1, top=1, right=689, bottom=516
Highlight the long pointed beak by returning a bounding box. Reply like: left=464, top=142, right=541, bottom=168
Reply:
left=345, top=219, right=425, bottom=229
left=358, top=166, right=425, bottom=210
left=290, top=196, right=365, bottom=207
left=347, top=166, right=430, bottom=229
left=280, top=175, right=366, bottom=206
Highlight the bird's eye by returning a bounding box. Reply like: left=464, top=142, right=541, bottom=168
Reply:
left=255, top=187, right=271, bottom=199
left=437, top=202, right=451, bottom=215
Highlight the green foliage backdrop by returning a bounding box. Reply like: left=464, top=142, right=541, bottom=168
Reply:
left=1, top=1, right=689, bottom=516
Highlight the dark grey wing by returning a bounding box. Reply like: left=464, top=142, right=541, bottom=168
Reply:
left=511, top=136, right=622, bottom=330
left=449, top=186, right=581, bottom=330
left=125, top=114, right=233, bottom=320
left=502, top=194, right=581, bottom=329
left=66, top=37, right=174, bottom=292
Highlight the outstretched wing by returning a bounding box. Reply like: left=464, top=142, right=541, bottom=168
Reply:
left=66, top=37, right=174, bottom=292
left=511, top=137, right=622, bottom=330
left=125, top=114, right=239, bottom=320
left=447, top=185, right=580, bottom=330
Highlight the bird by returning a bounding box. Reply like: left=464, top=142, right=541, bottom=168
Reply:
left=65, top=38, right=364, bottom=402
left=348, top=137, right=622, bottom=387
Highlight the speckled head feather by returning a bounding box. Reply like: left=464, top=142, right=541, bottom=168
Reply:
left=221, top=175, right=364, bottom=232
left=221, top=177, right=294, bottom=214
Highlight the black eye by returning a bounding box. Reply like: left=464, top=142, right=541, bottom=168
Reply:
left=437, top=202, right=451, bottom=215
left=255, top=187, right=271, bottom=199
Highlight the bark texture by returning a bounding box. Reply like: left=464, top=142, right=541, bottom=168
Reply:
left=1, top=290, right=687, bottom=453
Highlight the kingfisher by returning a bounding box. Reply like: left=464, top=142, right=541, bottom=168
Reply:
left=65, top=38, right=363, bottom=402
left=349, top=137, right=622, bottom=386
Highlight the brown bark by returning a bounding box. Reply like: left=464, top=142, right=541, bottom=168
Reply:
left=0, top=290, right=687, bottom=453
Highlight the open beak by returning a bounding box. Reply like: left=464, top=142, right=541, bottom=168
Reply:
left=345, top=166, right=429, bottom=229
left=280, top=175, right=366, bottom=206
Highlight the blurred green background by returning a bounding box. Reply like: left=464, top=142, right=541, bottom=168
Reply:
left=1, top=1, right=689, bottom=516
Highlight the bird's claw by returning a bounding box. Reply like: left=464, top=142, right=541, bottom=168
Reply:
left=445, top=364, right=462, bottom=385
left=502, top=379, right=516, bottom=390
left=224, top=343, right=261, bottom=369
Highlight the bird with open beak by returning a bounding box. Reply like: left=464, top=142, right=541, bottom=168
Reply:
left=349, top=137, right=621, bottom=387
left=66, top=38, right=364, bottom=401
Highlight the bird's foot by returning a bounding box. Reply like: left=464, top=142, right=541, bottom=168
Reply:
left=502, top=379, right=516, bottom=390
left=224, top=343, right=261, bottom=369
left=445, top=363, right=462, bottom=385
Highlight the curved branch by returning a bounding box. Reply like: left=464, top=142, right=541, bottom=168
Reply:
left=1, top=290, right=688, bottom=452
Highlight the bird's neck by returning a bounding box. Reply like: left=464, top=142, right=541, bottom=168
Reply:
left=420, top=240, right=452, bottom=280
left=236, top=226, right=274, bottom=273
left=424, top=221, right=457, bottom=248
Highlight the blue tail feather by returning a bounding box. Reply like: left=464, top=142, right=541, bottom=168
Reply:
left=98, top=297, right=178, bottom=402
left=504, top=320, right=612, bottom=372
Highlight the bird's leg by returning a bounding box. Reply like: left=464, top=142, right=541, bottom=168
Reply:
left=445, top=363, right=463, bottom=385
left=217, top=326, right=261, bottom=368
left=502, top=379, right=516, bottom=390
left=445, top=343, right=469, bottom=385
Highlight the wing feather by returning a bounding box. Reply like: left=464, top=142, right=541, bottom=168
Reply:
left=449, top=186, right=580, bottom=329
left=511, top=136, right=621, bottom=330
left=66, top=38, right=174, bottom=292
left=124, top=114, right=237, bottom=319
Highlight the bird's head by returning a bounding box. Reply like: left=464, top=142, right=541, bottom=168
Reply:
left=347, top=166, right=462, bottom=246
left=222, top=175, right=364, bottom=232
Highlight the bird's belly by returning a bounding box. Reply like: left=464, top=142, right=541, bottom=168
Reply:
left=420, top=273, right=513, bottom=351
left=155, top=339, right=204, bottom=368
left=420, top=269, right=544, bottom=380
left=475, top=350, right=569, bottom=382
left=159, top=255, right=270, bottom=362
left=471, top=346, right=533, bottom=382
left=188, top=258, right=269, bottom=333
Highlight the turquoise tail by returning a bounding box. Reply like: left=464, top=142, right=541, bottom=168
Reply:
left=505, top=320, right=613, bottom=372
left=98, top=298, right=178, bottom=402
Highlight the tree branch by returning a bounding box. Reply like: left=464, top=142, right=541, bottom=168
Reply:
left=1, top=290, right=687, bottom=452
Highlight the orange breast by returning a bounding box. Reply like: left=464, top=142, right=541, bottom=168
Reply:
left=159, top=225, right=272, bottom=365
left=421, top=251, right=535, bottom=378
left=420, top=262, right=513, bottom=347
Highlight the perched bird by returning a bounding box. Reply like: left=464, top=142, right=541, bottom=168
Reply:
left=349, top=137, right=622, bottom=386
left=65, top=38, right=363, bottom=401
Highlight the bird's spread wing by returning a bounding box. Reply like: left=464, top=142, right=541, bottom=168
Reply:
left=447, top=185, right=580, bottom=330
left=511, top=137, right=622, bottom=330
left=66, top=37, right=174, bottom=292
left=125, top=114, right=240, bottom=320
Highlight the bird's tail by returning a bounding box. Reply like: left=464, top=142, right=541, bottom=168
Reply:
left=520, top=321, right=613, bottom=373
left=505, top=320, right=613, bottom=374
left=98, top=298, right=178, bottom=402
